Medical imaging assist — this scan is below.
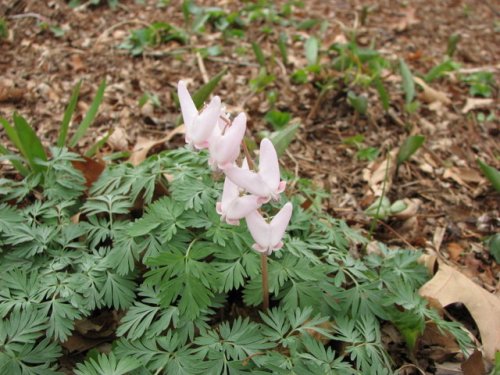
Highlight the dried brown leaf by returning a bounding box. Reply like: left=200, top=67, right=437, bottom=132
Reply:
left=418, top=254, right=438, bottom=274
left=447, top=242, right=465, bottom=262
left=419, top=262, right=500, bottom=359
left=462, top=98, right=494, bottom=114
left=0, top=84, right=26, bottom=103
left=107, top=126, right=129, bottom=151
left=128, top=125, right=185, bottom=166
left=443, top=167, right=485, bottom=187
left=362, top=149, right=398, bottom=197
left=461, top=350, right=486, bottom=375
left=414, top=77, right=451, bottom=105
left=392, top=198, right=421, bottom=220
left=391, top=7, right=419, bottom=32
left=71, top=156, right=106, bottom=188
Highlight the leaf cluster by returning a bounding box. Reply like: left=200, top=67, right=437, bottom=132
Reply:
left=0, top=146, right=472, bottom=374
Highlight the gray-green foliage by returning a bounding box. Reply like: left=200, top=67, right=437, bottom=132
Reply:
left=0, top=147, right=471, bottom=374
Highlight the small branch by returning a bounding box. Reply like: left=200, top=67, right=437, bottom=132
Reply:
left=480, top=0, right=500, bottom=16
left=376, top=220, right=417, bottom=250
left=242, top=351, right=265, bottom=366
left=94, top=19, right=151, bottom=46
left=241, top=140, right=255, bottom=170
left=196, top=52, right=209, bottom=84
left=387, top=108, right=406, bottom=127
left=307, top=86, right=332, bottom=123
left=396, top=363, right=427, bottom=375
left=206, top=57, right=260, bottom=68
left=8, top=13, right=49, bottom=22
left=285, top=149, right=299, bottom=190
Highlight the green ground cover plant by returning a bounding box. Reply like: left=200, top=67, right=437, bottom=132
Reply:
left=0, top=82, right=472, bottom=374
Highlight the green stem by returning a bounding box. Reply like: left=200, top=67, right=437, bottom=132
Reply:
left=367, top=153, right=391, bottom=242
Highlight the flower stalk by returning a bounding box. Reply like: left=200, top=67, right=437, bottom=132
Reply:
left=261, top=253, right=269, bottom=310
left=178, top=80, right=293, bottom=311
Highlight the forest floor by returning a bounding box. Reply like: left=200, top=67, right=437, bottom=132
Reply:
left=0, top=0, right=499, bottom=373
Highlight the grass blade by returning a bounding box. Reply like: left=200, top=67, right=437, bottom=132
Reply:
left=13, top=113, right=47, bottom=173
left=192, top=69, right=227, bottom=109
left=373, top=76, right=390, bottom=111
left=399, top=59, right=415, bottom=104
left=304, top=36, right=319, bottom=66
left=85, top=128, right=114, bottom=157
left=269, top=123, right=300, bottom=156
left=0, top=144, right=29, bottom=176
left=58, top=80, right=82, bottom=147
left=252, top=42, right=266, bottom=68
left=424, top=59, right=460, bottom=83
left=0, top=117, right=23, bottom=151
left=69, top=79, right=106, bottom=148
left=397, top=135, right=425, bottom=166
left=477, top=159, right=500, bottom=192
left=278, top=32, right=288, bottom=65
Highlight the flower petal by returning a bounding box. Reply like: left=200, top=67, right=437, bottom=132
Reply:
left=245, top=210, right=271, bottom=250
left=178, top=81, right=197, bottom=128
left=226, top=195, right=261, bottom=224
left=218, top=176, right=240, bottom=214
left=224, top=165, right=271, bottom=198
left=192, top=96, right=221, bottom=148
left=210, top=112, right=246, bottom=169
left=258, top=138, right=280, bottom=191
left=270, top=202, right=293, bottom=249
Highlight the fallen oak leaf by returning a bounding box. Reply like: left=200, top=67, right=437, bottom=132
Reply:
left=447, top=242, right=465, bottom=262
left=443, top=167, right=485, bottom=188
left=461, top=350, right=486, bottom=375
left=419, top=262, right=500, bottom=360
left=413, top=76, right=451, bottom=105
left=420, top=322, right=461, bottom=362
left=0, top=84, right=26, bottom=103
left=391, top=7, right=419, bottom=32
left=462, top=98, right=494, bottom=114
left=107, top=126, right=129, bottom=151
left=362, top=149, right=398, bottom=197
left=71, top=156, right=106, bottom=188
left=418, top=254, right=438, bottom=274
left=128, top=125, right=185, bottom=166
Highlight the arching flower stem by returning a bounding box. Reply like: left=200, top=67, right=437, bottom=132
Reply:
left=241, top=141, right=269, bottom=311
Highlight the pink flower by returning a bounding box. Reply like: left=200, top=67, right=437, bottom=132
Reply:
left=245, top=202, right=293, bottom=255
left=178, top=80, right=221, bottom=149
left=216, top=175, right=261, bottom=225
left=209, top=112, right=247, bottom=170
left=224, top=138, right=286, bottom=203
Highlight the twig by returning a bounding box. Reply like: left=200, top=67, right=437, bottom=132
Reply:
left=196, top=52, right=209, bottom=84
left=273, top=56, right=287, bottom=78
left=387, top=108, right=406, bottom=127
left=396, top=364, right=426, bottom=375
left=115, top=48, right=190, bottom=57
left=367, top=153, right=391, bottom=244
left=285, top=149, right=300, bottom=190
left=480, top=0, right=500, bottom=16
left=457, top=64, right=499, bottom=74
left=241, top=139, right=255, bottom=170
left=8, top=13, right=49, bottom=22
left=242, top=351, right=265, bottom=366
left=94, top=19, right=151, bottom=45
left=206, top=57, right=260, bottom=68
left=376, top=220, right=417, bottom=250
left=307, top=86, right=332, bottom=122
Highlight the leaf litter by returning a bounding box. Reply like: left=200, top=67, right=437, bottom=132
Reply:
left=0, top=0, right=498, bottom=372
